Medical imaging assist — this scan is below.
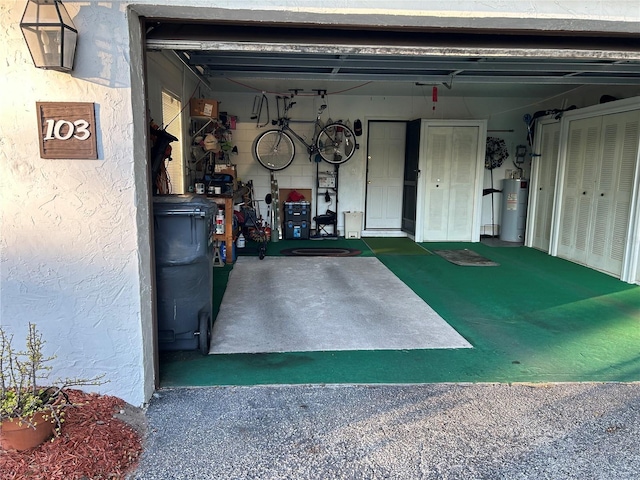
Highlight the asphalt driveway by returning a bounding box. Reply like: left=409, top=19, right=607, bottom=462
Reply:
left=129, top=383, right=640, bottom=479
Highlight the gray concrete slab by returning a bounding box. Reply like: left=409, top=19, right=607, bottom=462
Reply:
left=212, top=256, right=471, bottom=354
left=129, top=383, right=640, bottom=479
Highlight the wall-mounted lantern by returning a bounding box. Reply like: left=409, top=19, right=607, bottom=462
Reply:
left=20, top=0, right=78, bottom=72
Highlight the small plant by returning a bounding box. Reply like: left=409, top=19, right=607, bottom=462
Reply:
left=0, top=323, right=105, bottom=434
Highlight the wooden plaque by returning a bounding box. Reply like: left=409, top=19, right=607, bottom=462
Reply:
left=36, top=102, right=98, bottom=159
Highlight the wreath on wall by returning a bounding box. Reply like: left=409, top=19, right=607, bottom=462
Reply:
left=485, top=137, right=509, bottom=170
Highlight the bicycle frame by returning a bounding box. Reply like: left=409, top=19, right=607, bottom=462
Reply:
left=272, top=96, right=326, bottom=159
left=254, top=96, right=356, bottom=171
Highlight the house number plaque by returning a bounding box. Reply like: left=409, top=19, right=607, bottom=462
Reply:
left=36, top=102, right=98, bottom=159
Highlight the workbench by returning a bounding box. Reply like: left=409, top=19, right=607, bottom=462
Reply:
left=211, top=195, right=234, bottom=262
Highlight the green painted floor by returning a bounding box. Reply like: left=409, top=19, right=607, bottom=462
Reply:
left=160, top=239, right=640, bottom=387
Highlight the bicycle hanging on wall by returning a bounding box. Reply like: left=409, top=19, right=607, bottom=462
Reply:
left=253, top=96, right=357, bottom=171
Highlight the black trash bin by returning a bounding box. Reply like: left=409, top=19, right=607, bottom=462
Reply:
left=153, top=195, right=215, bottom=354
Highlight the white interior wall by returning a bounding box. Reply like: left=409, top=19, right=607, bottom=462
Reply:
left=147, top=51, right=216, bottom=193
left=215, top=92, right=559, bottom=233
left=186, top=83, right=640, bottom=235
left=147, top=53, right=189, bottom=130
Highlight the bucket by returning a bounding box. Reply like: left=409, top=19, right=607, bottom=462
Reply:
left=220, top=242, right=236, bottom=263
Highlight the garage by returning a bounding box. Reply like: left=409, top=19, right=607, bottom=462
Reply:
left=144, top=17, right=640, bottom=252
left=3, top=2, right=640, bottom=407
left=140, top=11, right=640, bottom=387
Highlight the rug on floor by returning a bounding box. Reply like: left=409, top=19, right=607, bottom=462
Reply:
left=211, top=256, right=472, bottom=354
left=280, top=247, right=362, bottom=257
left=434, top=249, right=499, bottom=266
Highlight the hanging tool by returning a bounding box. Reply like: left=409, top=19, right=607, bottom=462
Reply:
left=251, top=93, right=270, bottom=128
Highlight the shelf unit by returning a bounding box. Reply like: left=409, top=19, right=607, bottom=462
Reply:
left=313, top=163, right=339, bottom=238
left=189, top=115, right=235, bottom=188
left=211, top=195, right=234, bottom=263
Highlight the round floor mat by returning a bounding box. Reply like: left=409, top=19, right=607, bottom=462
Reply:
left=279, top=248, right=362, bottom=257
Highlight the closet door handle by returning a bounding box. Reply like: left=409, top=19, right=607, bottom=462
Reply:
left=600, top=193, right=605, bottom=197
left=583, top=191, right=587, bottom=195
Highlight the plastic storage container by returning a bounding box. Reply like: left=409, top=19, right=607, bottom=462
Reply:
left=284, top=201, right=311, bottom=239
left=285, top=220, right=310, bottom=239
left=283, top=201, right=310, bottom=221
left=344, top=211, right=364, bottom=239
left=153, top=195, right=215, bottom=354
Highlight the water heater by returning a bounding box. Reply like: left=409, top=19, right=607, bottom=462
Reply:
left=500, top=178, right=529, bottom=242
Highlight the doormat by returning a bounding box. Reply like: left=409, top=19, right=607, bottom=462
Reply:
left=433, top=249, right=499, bottom=266
left=363, top=237, right=431, bottom=255
left=280, top=247, right=362, bottom=257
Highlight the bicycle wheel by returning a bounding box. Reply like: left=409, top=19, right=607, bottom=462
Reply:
left=316, top=122, right=356, bottom=164
left=254, top=130, right=295, bottom=171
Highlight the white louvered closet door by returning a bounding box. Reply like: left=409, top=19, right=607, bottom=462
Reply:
left=423, top=127, right=451, bottom=241
left=422, top=125, right=479, bottom=241
left=532, top=121, right=560, bottom=251
left=558, top=110, right=640, bottom=276
left=558, top=116, right=601, bottom=265
left=448, top=126, right=479, bottom=240
left=591, top=110, right=640, bottom=274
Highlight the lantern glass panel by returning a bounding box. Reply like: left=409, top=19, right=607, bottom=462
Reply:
left=22, top=1, right=60, bottom=24
left=62, top=28, right=77, bottom=70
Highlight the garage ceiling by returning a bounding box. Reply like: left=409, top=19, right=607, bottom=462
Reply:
left=146, top=20, right=640, bottom=97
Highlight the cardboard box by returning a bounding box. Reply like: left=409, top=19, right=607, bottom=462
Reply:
left=190, top=98, right=219, bottom=118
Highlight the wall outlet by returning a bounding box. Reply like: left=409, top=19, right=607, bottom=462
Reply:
left=505, top=169, right=513, bottom=179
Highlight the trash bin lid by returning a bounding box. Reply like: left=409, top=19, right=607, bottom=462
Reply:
left=153, top=194, right=217, bottom=216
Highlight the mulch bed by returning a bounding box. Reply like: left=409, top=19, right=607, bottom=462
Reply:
left=1, top=389, right=143, bottom=479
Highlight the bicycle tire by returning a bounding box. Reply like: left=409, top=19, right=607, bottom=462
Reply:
left=316, top=122, right=357, bottom=165
left=254, top=130, right=295, bottom=171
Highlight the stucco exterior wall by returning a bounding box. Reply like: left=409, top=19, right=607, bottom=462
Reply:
left=1, top=1, right=639, bottom=406
left=0, top=1, right=150, bottom=406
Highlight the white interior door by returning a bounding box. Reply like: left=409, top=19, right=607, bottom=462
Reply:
left=365, top=121, right=406, bottom=230
left=531, top=120, right=561, bottom=251
left=421, top=125, right=480, bottom=241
